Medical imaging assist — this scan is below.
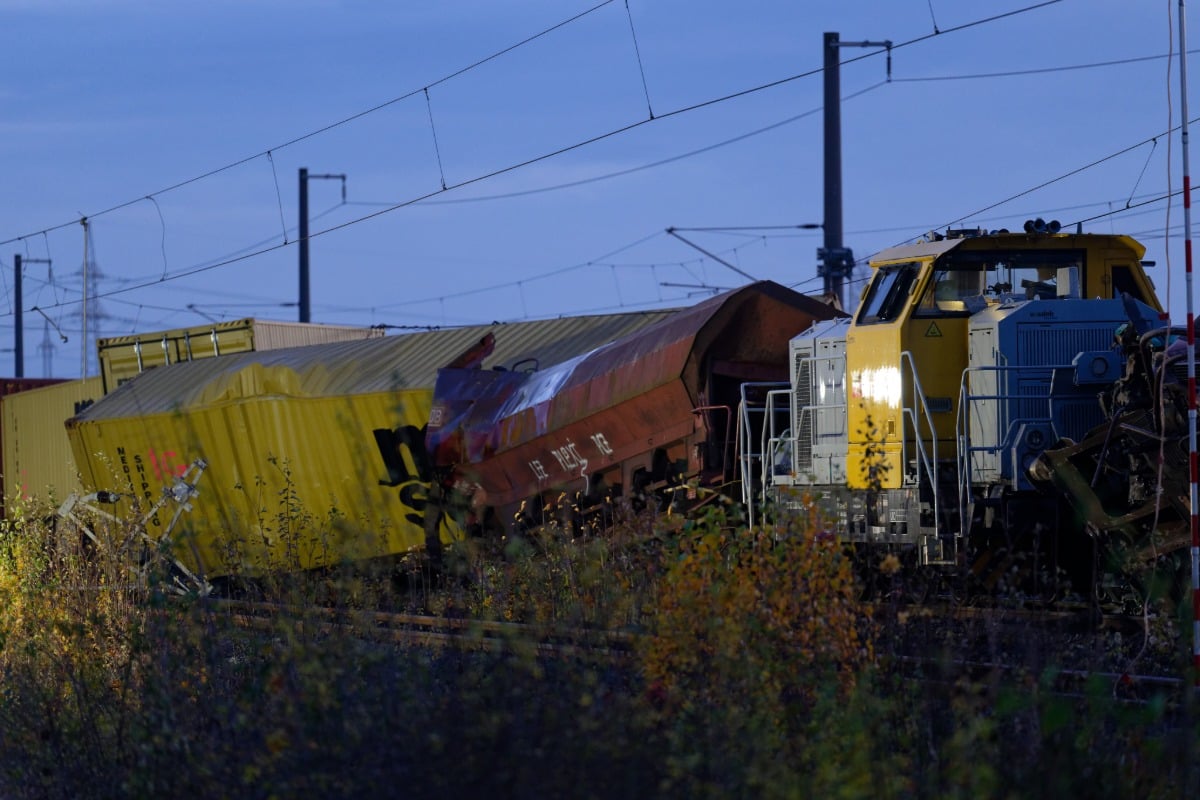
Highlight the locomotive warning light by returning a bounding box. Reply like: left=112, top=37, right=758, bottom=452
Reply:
left=1023, top=218, right=1062, bottom=234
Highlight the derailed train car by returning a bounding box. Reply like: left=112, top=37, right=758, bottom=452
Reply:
left=65, top=311, right=677, bottom=579
left=425, top=281, right=844, bottom=531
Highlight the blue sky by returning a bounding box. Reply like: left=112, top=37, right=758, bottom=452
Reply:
left=0, top=0, right=1193, bottom=378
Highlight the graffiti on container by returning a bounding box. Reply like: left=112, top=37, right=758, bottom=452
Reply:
left=373, top=425, right=439, bottom=528
left=550, top=442, right=588, bottom=475
left=149, top=448, right=190, bottom=483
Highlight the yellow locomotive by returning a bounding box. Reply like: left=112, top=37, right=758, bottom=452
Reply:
left=752, top=220, right=1168, bottom=589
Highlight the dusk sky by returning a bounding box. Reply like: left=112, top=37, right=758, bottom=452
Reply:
left=1, top=0, right=1192, bottom=377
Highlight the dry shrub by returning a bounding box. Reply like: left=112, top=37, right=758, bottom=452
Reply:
left=641, top=500, right=871, bottom=710
left=637, top=499, right=874, bottom=796
left=439, top=498, right=667, bottom=630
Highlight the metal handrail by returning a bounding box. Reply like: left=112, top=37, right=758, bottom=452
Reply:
left=955, top=362, right=1078, bottom=526
left=737, top=381, right=790, bottom=528
left=761, top=388, right=793, bottom=518
left=898, top=350, right=941, bottom=537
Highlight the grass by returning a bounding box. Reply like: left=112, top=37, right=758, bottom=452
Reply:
left=1, top=490, right=1199, bottom=798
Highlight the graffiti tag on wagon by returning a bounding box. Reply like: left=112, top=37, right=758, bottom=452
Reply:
left=373, top=424, right=441, bottom=529
left=528, top=432, right=614, bottom=482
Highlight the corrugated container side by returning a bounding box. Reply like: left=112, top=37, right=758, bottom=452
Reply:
left=250, top=320, right=385, bottom=350
left=67, top=385, right=455, bottom=578
left=0, top=378, right=67, bottom=395
left=97, top=319, right=384, bottom=394
left=69, top=309, right=682, bottom=577
left=0, top=377, right=69, bottom=514
left=2, top=376, right=102, bottom=514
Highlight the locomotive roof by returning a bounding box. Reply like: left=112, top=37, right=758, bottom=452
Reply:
left=871, top=231, right=1147, bottom=266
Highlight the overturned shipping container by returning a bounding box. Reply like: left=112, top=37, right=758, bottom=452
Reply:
left=67, top=311, right=676, bottom=578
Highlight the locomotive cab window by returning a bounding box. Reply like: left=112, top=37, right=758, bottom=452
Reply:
left=857, top=263, right=918, bottom=325
left=1111, top=264, right=1153, bottom=304
left=916, top=267, right=986, bottom=316
left=914, top=248, right=1087, bottom=317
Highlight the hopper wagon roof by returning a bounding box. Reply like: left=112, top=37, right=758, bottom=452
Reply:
left=71, top=310, right=678, bottom=423
left=428, top=280, right=845, bottom=465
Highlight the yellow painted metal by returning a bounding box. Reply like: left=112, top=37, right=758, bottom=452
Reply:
left=2, top=376, right=103, bottom=507
left=845, top=260, right=932, bottom=490
left=845, top=231, right=1160, bottom=491
left=67, top=369, right=457, bottom=578
left=97, top=318, right=383, bottom=394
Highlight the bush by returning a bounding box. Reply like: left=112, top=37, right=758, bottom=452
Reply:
left=2, top=487, right=1199, bottom=798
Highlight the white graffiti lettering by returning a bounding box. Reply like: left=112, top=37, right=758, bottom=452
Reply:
left=550, top=442, right=589, bottom=475
left=590, top=432, right=613, bottom=456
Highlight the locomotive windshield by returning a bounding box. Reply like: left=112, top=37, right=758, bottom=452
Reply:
left=857, top=262, right=919, bottom=324
left=914, top=248, right=1086, bottom=317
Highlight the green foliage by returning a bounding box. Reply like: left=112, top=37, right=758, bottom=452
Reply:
left=414, top=490, right=668, bottom=629
left=1, top=485, right=1199, bottom=798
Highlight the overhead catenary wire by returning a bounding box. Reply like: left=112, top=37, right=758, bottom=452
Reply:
left=1, top=0, right=1062, bottom=256
left=352, top=81, right=887, bottom=207
left=266, top=151, right=290, bottom=245
left=14, top=170, right=1193, bottom=331
left=11, top=0, right=1069, bottom=322
left=925, top=0, right=940, bottom=34
left=337, top=47, right=1192, bottom=212
left=424, top=88, right=449, bottom=191
left=623, top=0, right=655, bottom=119
left=11, top=0, right=1180, bottom=343
left=931, top=121, right=1199, bottom=234
left=0, top=0, right=622, bottom=248
left=893, top=48, right=1200, bottom=82
left=144, top=195, right=169, bottom=280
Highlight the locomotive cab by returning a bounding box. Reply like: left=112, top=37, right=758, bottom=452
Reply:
left=846, top=226, right=1159, bottom=497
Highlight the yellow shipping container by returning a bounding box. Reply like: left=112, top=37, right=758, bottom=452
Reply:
left=98, top=318, right=384, bottom=394
left=3, top=376, right=103, bottom=508
left=68, top=370, right=446, bottom=578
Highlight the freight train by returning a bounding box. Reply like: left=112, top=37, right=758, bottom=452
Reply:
left=56, top=219, right=1183, bottom=601
left=425, top=220, right=1179, bottom=601
left=60, top=293, right=836, bottom=580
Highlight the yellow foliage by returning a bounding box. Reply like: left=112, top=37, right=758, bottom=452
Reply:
left=639, top=502, right=874, bottom=719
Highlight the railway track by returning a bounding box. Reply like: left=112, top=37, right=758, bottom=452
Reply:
left=209, top=596, right=1190, bottom=693
left=864, top=593, right=1190, bottom=634
left=868, top=599, right=1196, bottom=702
left=211, top=598, right=638, bottom=660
